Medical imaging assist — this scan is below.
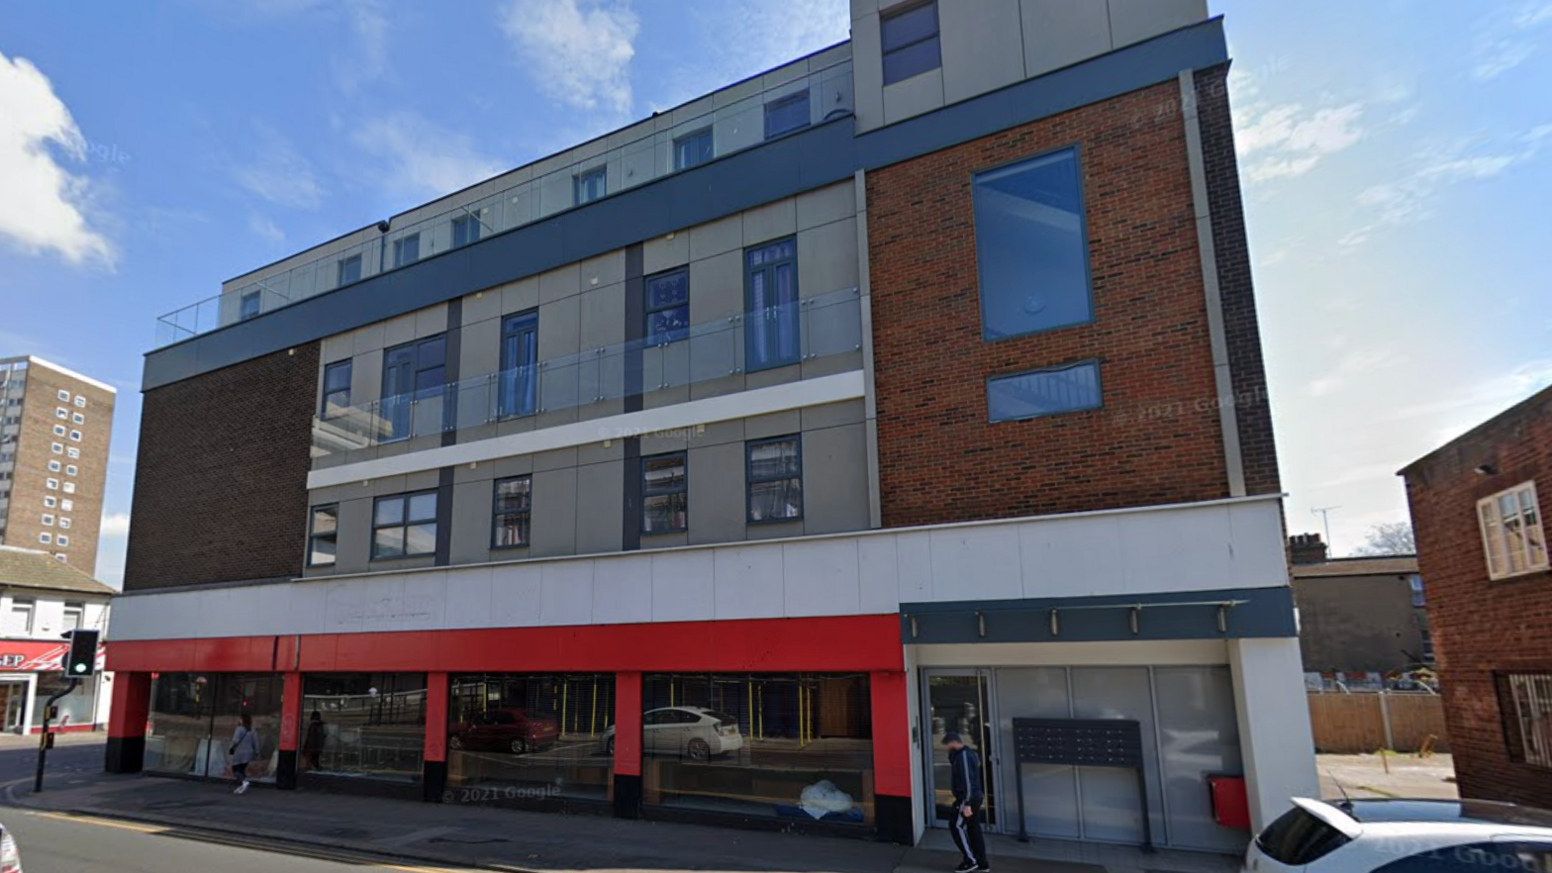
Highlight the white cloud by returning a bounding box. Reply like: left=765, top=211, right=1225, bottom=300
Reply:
left=500, top=0, right=639, bottom=115
left=0, top=49, right=113, bottom=266
left=352, top=111, right=505, bottom=201
left=99, top=512, right=131, bottom=538
left=1341, top=129, right=1547, bottom=247
left=248, top=213, right=286, bottom=243
left=232, top=123, right=324, bottom=209
left=1307, top=345, right=1409, bottom=398
left=1471, top=1, right=1552, bottom=80
left=1236, top=101, right=1364, bottom=183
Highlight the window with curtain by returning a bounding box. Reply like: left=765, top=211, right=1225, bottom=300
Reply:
left=492, top=476, right=532, bottom=549
left=745, top=238, right=800, bottom=371
left=747, top=436, right=802, bottom=523
left=646, top=269, right=690, bottom=345
left=674, top=128, right=714, bottom=170
left=308, top=504, right=339, bottom=567
left=574, top=167, right=607, bottom=204
left=499, top=312, right=539, bottom=418
left=642, top=453, right=688, bottom=534
left=380, top=335, right=447, bottom=441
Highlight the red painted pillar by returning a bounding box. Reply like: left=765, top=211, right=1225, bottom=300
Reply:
left=105, top=671, right=152, bottom=773
left=871, top=669, right=915, bottom=844
left=612, top=670, right=642, bottom=818
left=276, top=672, right=302, bottom=789
left=423, top=672, right=449, bottom=802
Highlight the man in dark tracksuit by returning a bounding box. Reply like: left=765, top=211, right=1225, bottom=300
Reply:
left=943, top=732, right=990, bottom=872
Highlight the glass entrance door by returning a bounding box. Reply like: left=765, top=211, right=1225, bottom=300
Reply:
left=0, top=684, right=24, bottom=733
left=923, top=670, right=999, bottom=830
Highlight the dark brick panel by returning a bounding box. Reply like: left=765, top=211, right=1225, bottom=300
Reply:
left=1195, top=64, right=1280, bottom=495
left=867, top=79, right=1235, bottom=527
left=1403, top=387, right=1552, bottom=808
left=123, top=345, right=320, bottom=591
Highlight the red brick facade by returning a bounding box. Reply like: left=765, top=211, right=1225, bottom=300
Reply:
left=1403, top=386, right=1552, bottom=807
left=867, top=72, right=1273, bottom=527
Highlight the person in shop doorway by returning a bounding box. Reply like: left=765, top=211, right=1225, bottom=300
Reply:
left=943, top=732, right=990, bottom=873
left=302, top=711, right=325, bottom=772
left=229, top=713, right=261, bottom=795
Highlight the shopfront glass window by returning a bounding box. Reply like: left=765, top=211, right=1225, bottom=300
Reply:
left=301, top=673, right=427, bottom=784
left=32, top=672, right=98, bottom=730
left=448, top=673, right=615, bottom=802
left=641, top=673, right=874, bottom=825
left=145, top=673, right=283, bottom=783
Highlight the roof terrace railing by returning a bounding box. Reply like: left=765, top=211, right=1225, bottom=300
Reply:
left=155, top=58, right=855, bottom=349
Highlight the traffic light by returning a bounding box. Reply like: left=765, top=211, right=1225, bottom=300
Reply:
left=64, top=628, right=99, bottom=677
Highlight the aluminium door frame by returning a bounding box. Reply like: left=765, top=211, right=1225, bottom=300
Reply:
left=919, top=667, right=1005, bottom=834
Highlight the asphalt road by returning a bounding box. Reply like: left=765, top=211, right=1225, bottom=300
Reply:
left=1, top=808, right=480, bottom=872
left=0, top=740, right=102, bottom=786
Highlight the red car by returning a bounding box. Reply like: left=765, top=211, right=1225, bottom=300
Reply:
left=448, top=708, right=559, bottom=754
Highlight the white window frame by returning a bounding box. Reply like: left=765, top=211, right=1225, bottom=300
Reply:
left=73, top=395, right=86, bottom=408
left=71, top=412, right=83, bottom=424
left=1479, top=480, right=1550, bottom=580
left=66, top=447, right=79, bottom=459
left=60, top=499, right=73, bottom=512
left=51, top=425, right=65, bottom=436
left=45, top=478, right=58, bottom=490
left=42, top=496, right=55, bottom=509
left=56, top=534, right=69, bottom=547
left=56, top=389, right=69, bottom=401
left=40, top=514, right=54, bottom=526
left=64, top=465, right=76, bottom=476
left=47, top=460, right=60, bottom=472
left=54, top=407, right=67, bottom=419
left=63, top=482, right=76, bottom=494
left=68, top=430, right=81, bottom=442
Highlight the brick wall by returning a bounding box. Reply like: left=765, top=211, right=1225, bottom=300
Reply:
left=123, top=344, right=319, bottom=591
left=867, top=76, right=1269, bottom=526
left=1403, top=386, right=1552, bottom=806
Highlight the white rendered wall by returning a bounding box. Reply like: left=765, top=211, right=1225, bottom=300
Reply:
left=1229, top=637, right=1319, bottom=831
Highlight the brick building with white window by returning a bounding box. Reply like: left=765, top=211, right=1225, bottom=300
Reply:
left=0, top=545, right=114, bottom=733
left=1403, top=384, right=1552, bottom=807
left=108, top=0, right=1315, bottom=857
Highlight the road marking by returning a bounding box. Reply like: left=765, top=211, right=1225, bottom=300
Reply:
left=23, top=811, right=479, bottom=871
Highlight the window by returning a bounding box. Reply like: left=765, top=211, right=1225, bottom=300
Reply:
left=674, top=128, right=714, bottom=170
left=641, top=673, right=873, bottom=823
left=987, top=360, right=1102, bottom=422
left=380, top=335, right=447, bottom=440
left=42, top=496, right=55, bottom=509
left=65, top=466, right=76, bottom=477
left=50, top=442, right=62, bottom=454
left=41, top=514, right=54, bottom=526
left=1500, top=673, right=1552, bottom=768
left=492, top=476, right=532, bottom=549
left=392, top=233, right=421, bottom=268
left=62, top=602, right=84, bottom=631
left=745, top=238, right=800, bottom=371
left=308, top=504, right=339, bottom=567
left=54, top=554, right=66, bottom=562
left=47, top=460, right=60, bottom=472
left=372, top=491, right=437, bottom=559
left=881, top=0, right=941, bottom=85
left=748, top=436, right=802, bottom=523
left=498, top=313, right=539, bottom=419
left=36, top=533, right=49, bottom=546
left=448, top=673, right=615, bottom=802
left=452, top=212, right=482, bottom=247
left=10, top=599, right=34, bottom=633
left=45, top=478, right=58, bottom=490
left=55, top=407, right=67, bottom=419
left=321, top=360, right=353, bottom=418
left=66, top=447, right=78, bottom=459
left=73, top=395, right=85, bottom=408
left=63, top=482, right=75, bottom=494
left=574, top=166, right=606, bottom=205
left=337, top=254, right=363, bottom=286
left=1479, top=481, right=1548, bottom=579
left=645, top=268, right=690, bottom=345
left=302, top=673, right=427, bottom=784
left=72, top=412, right=83, bottom=424
left=239, top=289, right=262, bottom=321
left=56, top=534, right=68, bottom=546
left=764, top=90, right=810, bottom=139
left=52, top=425, right=66, bottom=436
left=641, top=453, right=687, bottom=534
left=61, top=499, right=72, bottom=511
left=59, top=517, right=71, bottom=529
left=145, top=673, right=283, bottom=779
left=1253, top=804, right=1352, bottom=866
left=972, top=147, right=1092, bottom=340
left=56, top=389, right=69, bottom=401
left=69, top=430, right=81, bottom=442
left=1409, top=574, right=1426, bottom=607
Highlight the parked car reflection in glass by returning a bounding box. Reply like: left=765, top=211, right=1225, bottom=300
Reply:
left=604, top=706, right=744, bottom=761
left=448, top=708, right=559, bottom=755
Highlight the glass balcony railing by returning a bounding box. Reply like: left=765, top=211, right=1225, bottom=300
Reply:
left=311, top=286, right=862, bottom=459
left=156, top=57, right=855, bottom=349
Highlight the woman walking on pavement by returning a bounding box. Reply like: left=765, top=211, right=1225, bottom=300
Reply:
left=229, top=713, right=261, bottom=794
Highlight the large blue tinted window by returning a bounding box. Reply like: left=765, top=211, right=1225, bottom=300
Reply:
left=972, top=148, right=1091, bottom=340
left=986, top=361, right=1100, bottom=422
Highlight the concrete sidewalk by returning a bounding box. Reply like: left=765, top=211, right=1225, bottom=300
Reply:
left=0, top=767, right=1234, bottom=873
left=1316, top=752, right=1458, bottom=801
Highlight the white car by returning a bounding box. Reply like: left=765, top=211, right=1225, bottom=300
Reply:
left=1245, top=797, right=1552, bottom=872
left=603, top=706, right=744, bottom=761
left=1, top=823, right=21, bottom=873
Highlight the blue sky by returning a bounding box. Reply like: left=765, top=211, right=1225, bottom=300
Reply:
left=0, top=1, right=1548, bottom=584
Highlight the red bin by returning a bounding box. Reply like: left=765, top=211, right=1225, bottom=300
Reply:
left=1207, top=773, right=1251, bottom=830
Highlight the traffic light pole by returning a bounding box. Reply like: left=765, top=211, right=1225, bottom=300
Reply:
left=34, top=677, right=80, bottom=794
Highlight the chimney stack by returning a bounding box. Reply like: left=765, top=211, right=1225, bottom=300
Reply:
left=1289, top=533, right=1329, bottom=565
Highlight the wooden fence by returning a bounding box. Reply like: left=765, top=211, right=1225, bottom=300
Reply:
left=1307, top=692, right=1450, bottom=754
